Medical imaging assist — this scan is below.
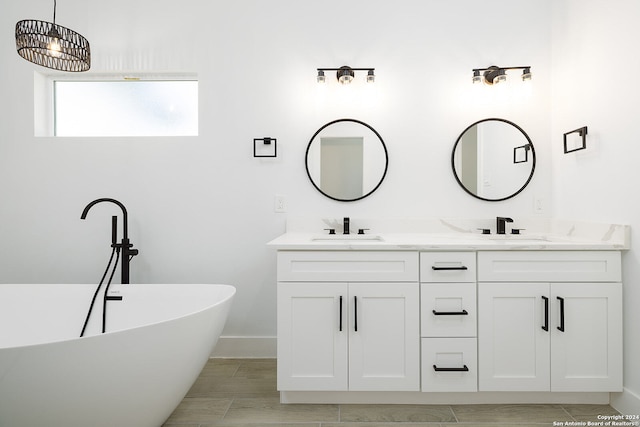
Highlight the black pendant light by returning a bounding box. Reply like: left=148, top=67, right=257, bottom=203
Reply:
left=15, top=0, right=91, bottom=72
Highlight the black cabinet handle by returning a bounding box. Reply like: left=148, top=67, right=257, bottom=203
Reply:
left=557, top=296, right=565, bottom=332
left=431, top=266, right=468, bottom=271
left=354, top=296, right=358, bottom=332
left=541, top=296, right=549, bottom=331
left=432, top=309, right=468, bottom=316
left=433, top=365, right=469, bottom=372
left=339, top=296, right=343, bottom=332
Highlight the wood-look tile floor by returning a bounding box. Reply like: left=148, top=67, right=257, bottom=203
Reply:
left=163, top=358, right=619, bottom=427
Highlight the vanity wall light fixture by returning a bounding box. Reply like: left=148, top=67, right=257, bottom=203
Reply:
left=317, top=66, right=375, bottom=84
left=254, top=137, right=277, bottom=158
left=15, top=0, right=90, bottom=72
left=472, top=65, right=531, bottom=85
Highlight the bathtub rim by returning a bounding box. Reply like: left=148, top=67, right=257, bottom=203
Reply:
left=0, top=283, right=236, bottom=351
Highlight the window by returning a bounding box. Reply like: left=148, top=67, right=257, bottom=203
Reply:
left=51, top=78, right=198, bottom=137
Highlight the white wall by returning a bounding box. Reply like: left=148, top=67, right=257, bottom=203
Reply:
left=0, top=0, right=552, bottom=337
left=551, top=0, right=640, bottom=413
left=5, top=0, right=637, bottom=412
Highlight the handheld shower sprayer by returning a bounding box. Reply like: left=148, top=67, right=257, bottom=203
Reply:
left=111, top=216, right=117, bottom=246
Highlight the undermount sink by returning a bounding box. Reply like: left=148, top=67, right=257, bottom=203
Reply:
left=311, top=234, right=384, bottom=242
left=486, top=235, right=551, bottom=243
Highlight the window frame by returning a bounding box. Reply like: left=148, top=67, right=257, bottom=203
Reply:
left=35, top=73, right=199, bottom=137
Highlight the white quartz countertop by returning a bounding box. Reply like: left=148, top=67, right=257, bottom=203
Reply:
left=267, top=218, right=630, bottom=251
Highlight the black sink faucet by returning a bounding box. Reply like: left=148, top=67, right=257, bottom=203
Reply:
left=496, top=217, right=514, bottom=235
left=81, top=198, right=138, bottom=284
left=343, top=217, right=350, bottom=235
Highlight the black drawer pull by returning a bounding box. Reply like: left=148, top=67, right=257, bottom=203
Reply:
left=557, top=296, right=565, bottom=332
left=354, top=296, right=358, bottom=332
left=431, top=266, right=468, bottom=271
left=432, top=309, right=468, bottom=316
left=339, top=296, right=343, bottom=332
left=542, top=296, right=549, bottom=331
left=433, top=365, right=469, bottom=372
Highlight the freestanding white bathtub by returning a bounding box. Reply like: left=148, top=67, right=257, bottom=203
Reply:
left=0, top=283, right=235, bottom=427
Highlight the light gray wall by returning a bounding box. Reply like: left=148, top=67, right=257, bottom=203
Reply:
left=551, top=0, right=640, bottom=412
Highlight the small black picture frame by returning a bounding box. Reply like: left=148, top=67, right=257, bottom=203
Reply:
left=563, top=126, right=587, bottom=154
left=513, top=144, right=531, bottom=164
left=254, top=137, right=277, bottom=158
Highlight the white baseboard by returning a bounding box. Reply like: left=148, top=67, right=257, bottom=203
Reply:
left=611, top=387, right=640, bottom=415
left=280, top=391, right=611, bottom=405
left=210, top=336, right=276, bottom=358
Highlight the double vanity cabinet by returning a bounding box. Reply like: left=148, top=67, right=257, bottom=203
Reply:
left=270, top=223, right=627, bottom=404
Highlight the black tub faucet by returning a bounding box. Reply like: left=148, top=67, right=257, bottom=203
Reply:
left=343, top=217, right=350, bottom=235
left=496, top=217, right=514, bottom=235
left=81, top=198, right=139, bottom=284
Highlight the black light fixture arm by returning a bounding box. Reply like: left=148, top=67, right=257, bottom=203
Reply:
left=81, top=198, right=138, bottom=284
left=472, top=65, right=530, bottom=73
left=317, top=67, right=375, bottom=72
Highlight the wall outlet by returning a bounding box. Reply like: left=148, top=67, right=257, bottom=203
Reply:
left=274, top=195, right=286, bottom=213
left=534, top=196, right=545, bottom=214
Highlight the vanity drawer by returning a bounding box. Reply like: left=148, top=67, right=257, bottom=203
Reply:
left=421, top=338, right=477, bottom=392
left=420, top=252, right=476, bottom=283
left=277, top=251, right=418, bottom=282
left=477, top=251, right=621, bottom=282
left=421, top=283, right=476, bottom=337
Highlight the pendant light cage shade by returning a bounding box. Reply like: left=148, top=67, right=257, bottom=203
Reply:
left=16, top=19, right=90, bottom=72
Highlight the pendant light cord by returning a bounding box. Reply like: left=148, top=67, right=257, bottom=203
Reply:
left=52, top=0, right=57, bottom=24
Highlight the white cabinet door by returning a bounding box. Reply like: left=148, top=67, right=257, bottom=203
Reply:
left=479, top=282, right=623, bottom=393
left=277, top=282, right=348, bottom=391
left=478, top=282, right=550, bottom=391
left=551, top=283, right=623, bottom=392
left=348, top=283, right=420, bottom=391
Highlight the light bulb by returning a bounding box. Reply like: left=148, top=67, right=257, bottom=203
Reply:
left=48, top=37, right=62, bottom=57
left=472, top=70, right=482, bottom=84
left=338, top=74, right=353, bottom=84
left=47, top=26, right=62, bottom=58
left=494, top=69, right=507, bottom=84
left=366, top=69, right=375, bottom=83
left=336, top=66, right=354, bottom=84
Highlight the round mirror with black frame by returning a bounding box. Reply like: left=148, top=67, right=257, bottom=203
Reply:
left=305, top=118, right=388, bottom=202
left=451, top=118, right=535, bottom=202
